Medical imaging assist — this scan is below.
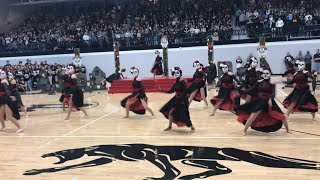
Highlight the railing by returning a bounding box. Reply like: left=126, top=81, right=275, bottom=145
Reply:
left=1, top=25, right=319, bottom=57
left=10, top=0, right=87, bottom=6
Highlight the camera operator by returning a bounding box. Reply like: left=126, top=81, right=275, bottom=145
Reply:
left=106, top=68, right=126, bottom=83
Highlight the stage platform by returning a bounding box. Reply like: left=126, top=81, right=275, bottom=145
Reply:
left=109, top=77, right=193, bottom=93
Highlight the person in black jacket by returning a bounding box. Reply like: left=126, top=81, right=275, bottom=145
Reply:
left=106, top=68, right=126, bottom=83
left=206, top=63, right=217, bottom=90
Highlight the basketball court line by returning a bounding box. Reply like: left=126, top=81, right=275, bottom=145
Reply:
left=1, top=135, right=320, bottom=140
left=32, top=107, right=121, bottom=149
left=31, top=92, right=154, bottom=149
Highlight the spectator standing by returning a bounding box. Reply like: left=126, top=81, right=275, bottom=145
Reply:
left=23, top=69, right=31, bottom=91
left=276, top=18, right=284, bottom=36
left=239, top=12, right=247, bottom=27
left=83, top=33, right=90, bottom=45
left=296, top=51, right=304, bottom=61
left=4, top=60, right=11, bottom=68
left=269, top=15, right=275, bottom=28
left=304, top=51, right=313, bottom=72
left=314, top=49, right=320, bottom=74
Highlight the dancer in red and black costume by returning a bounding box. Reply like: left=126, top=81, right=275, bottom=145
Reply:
left=159, top=67, right=195, bottom=133
left=210, top=62, right=241, bottom=116
left=59, top=68, right=69, bottom=111
left=0, top=71, right=23, bottom=133
left=188, top=61, right=208, bottom=106
left=8, top=72, right=28, bottom=117
left=283, top=52, right=296, bottom=78
left=64, top=65, right=88, bottom=120
left=121, top=67, right=155, bottom=118
left=150, top=50, right=163, bottom=79
left=236, top=65, right=290, bottom=135
left=242, top=57, right=260, bottom=103
left=283, top=60, right=318, bottom=121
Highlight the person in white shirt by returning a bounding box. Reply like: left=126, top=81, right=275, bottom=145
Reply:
left=5, top=36, right=12, bottom=45
left=189, top=26, right=195, bottom=35
left=124, top=30, right=131, bottom=47
left=194, top=26, right=200, bottom=34
left=239, top=13, right=247, bottom=26
left=253, top=10, right=259, bottom=18
left=269, top=16, right=275, bottom=28
left=83, top=33, right=90, bottom=45
left=200, top=26, right=207, bottom=33
left=305, top=14, right=312, bottom=22
left=115, top=32, right=121, bottom=39
left=275, top=18, right=284, bottom=35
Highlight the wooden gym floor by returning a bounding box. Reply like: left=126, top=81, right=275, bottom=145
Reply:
left=0, top=77, right=319, bottom=180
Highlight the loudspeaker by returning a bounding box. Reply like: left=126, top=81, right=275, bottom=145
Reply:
left=90, top=66, right=106, bottom=85
left=39, top=77, right=48, bottom=85
left=76, top=73, right=87, bottom=87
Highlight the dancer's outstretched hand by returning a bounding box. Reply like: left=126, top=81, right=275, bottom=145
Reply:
left=268, top=99, right=272, bottom=107
left=10, top=96, right=16, bottom=101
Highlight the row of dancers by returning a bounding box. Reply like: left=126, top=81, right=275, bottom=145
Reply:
left=1, top=64, right=88, bottom=133
left=2, top=59, right=317, bottom=135
left=121, top=59, right=318, bottom=135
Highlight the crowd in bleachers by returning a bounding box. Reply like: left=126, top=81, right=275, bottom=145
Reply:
left=236, top=0, right=320, bottom=27
left=236, top=0, right=320, bottom=38
left=0, top=0, right=319, bottom=53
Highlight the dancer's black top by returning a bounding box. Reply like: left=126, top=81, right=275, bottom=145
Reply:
left=0, top=82, right=11, bottom=105
left=292, top=71, right=316, bottom=91
left=189, top=69, right=206, bottom=83
left=246, top=79, right=276, bottom=99
left=0, top=81, right=21, bottom=119
left=9, top=82, right=18, bottom=93
left=162, top=77, right=187, bottom=96
left=244, top=68, right=260, bottom=88
left=68, top=75, right=78, bottom=95
left=132, top=77, right=146, bottom=98
left=206, top=64, right=217, bottom=84
left=154, top=56, right=162, bottom=66
left=220, top=72, right=242, bottom=89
